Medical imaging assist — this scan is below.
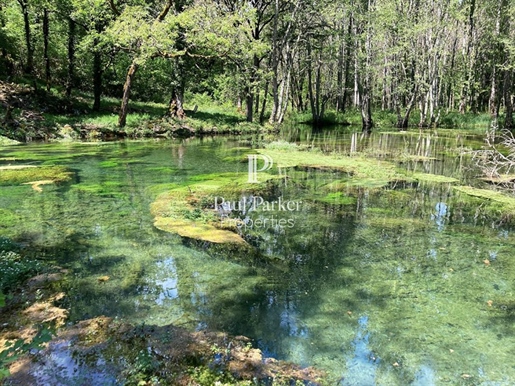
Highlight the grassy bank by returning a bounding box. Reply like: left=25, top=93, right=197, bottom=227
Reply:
left=0, top=82, right=268, bottom=142
left=1, top=79, right=501, bottom=143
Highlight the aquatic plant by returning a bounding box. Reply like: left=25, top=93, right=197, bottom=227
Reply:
left=0, top=165, right=72, bottom=185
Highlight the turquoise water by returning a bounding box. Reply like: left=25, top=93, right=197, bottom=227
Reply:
left=1, top=131, right=515, bottom=384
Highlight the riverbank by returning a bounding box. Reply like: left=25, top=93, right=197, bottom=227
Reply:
left=0, top=80, right=271, bottom=142
left=1, top=80, right=496, bottom=143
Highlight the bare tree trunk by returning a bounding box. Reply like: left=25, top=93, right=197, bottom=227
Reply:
left=66, top=18, right=75, bottom=98
left=92, top=22, right=104, bottom=111
left=489, top=0, right=503, bottom=118
left=360, top=0, right=374, bottom=134
left=260, top=80, right=269, bottom=124
left=504, top=70, right=513, bottom=131
left=43, top=8, right=50, bottom=92
left=118, top=61, right=138, bottom=127
left=18, top=0, right=33, bottom=75
left=93, top=48, right=102, bottom=111
left=245, top=84, right=254, bottom=123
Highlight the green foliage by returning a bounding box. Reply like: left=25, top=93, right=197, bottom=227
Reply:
left=0, top=250, right=43, bottom=293
left=188, top=366, right=241, bottom=386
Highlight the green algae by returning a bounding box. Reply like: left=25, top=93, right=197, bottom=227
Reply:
left=454, top=186, right=515, bottom=215
left=98, top=160, right=119, bottom=168
left=150, top=173, right=276, bottom=244
left=315, top=192, right=356, bottom=205
left=71, top=182, right=127, bottom=198
left=0, top=209, right=20, bottom=228
left=257, top=148, right=404, bottom=182
left=2, top=134, right=515, bottom=385
left=0, top=165, right=72, bottom=185
left=412, top=172, right=459, bottom=183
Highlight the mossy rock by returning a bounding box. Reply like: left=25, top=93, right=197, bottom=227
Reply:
left=0, top=165, right=72, bottom=185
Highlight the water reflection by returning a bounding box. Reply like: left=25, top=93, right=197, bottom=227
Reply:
left=2, top=134, right=515, bottom=384
left=341, top=316, right=379, bottom=386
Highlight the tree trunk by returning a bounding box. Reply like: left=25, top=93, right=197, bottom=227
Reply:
left=118, top=61, right=138, bottom=127
left=43, top=8, right=50, bottom=92
left=93, top=49, right=102, bottom=111
left=504, top=70, right=513, bottom=131
left=246, top=55, right=260, bottom=123
left=260, top=80, right=269, bottom=124
left=66, top=18, right=76, bottom=98
left=169, top=87, right=185, bottom=119
left=18, top=0, right=33, bottom=75
left=245, top=85, right=253, bottom=123
left=360, top=0, right=374, bottom=134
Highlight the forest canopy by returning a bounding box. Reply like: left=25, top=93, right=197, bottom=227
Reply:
left=0, top=0, right=514, bottom=132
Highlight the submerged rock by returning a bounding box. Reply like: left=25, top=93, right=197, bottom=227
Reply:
left=5, top=317, right=325, bottom=385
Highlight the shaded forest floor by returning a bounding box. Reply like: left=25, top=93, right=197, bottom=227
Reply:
left=0, top=81, right=268, bottom=142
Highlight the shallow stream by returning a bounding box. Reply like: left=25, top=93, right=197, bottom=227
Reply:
left=1, top=128, right=514, bottom=385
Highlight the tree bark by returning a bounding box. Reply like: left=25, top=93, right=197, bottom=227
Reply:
left=118, top=61, right=138, bottom=127
left=43, top=8, right=50, bottom=91
left=169, top=87, right=185, bottom=119
left=66, top=18, right=76, bottom=98
left=18, top=0, right=33, bottom=75
left=504, top=69, right=513, bottom=131
left=92, top=22, right=104, bottom=112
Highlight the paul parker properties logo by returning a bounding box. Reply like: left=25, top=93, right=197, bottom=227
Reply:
left=247, top=154, right=273, bottom=183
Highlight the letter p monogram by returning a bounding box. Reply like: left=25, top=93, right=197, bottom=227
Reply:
left=248, top=154, right=273, bottom=183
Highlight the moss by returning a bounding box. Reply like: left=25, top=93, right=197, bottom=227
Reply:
left=316, top=192, right=356, bottom=205
left=454, top=186, right=515, bottom=215
left=412, top=173, right=459, bottom=183
left=98, top=161, right=119, bottom=168
left=154, top=218, right=247, bottom=244
left=0, top=209, right=20, bottom=228
left=0, top=165, right=72, bottom=185
left=257, top=148, right=404, bottom=181
left=150, top=172, right=278, bottom=244
left=71, top=182, right=127, bottom=198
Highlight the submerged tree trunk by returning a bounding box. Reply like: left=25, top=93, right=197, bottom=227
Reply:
left=118, top=61, right=138, bottom=127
